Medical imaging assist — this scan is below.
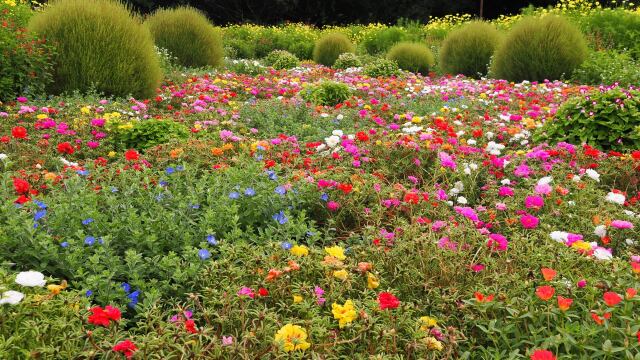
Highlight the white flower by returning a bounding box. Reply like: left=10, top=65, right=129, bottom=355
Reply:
left=15, top=271, right=46, bottom=287
left=605, top=192, right=625, bottom=205
left=485, top=141, right=505, bottom=155
left=469, top=163, right=478, bottom=170
left=537, top=176, right=553, bottom=186
left=0, top=290, right=24, bottom=305
left=332, top=130, right=344, bottom=137
left=626, top=239, right=636, bottom=246
left=0, top=153, right=7, bottom=161
left=585, top=169, right=600, bottom=182
left=467, top=139, right=477, bottom=145
left=550, top=231, right=568, bottom=243
left=320, top=113, right=329, bottom=118
left=457, top=196, right=468, bottom=204
left=336, top=114, right=344, bottom=120
left=316, top=144, right=327, bottom=152
left=500, top=179, right=511, bottom=185
left=60, top=157, right=78, bottom=167
left=572, top=175, right=581, bottom=182
left=325, top=135, right=341, bottom=148
left=593, top=225, right=607, bottom=238
left=593, top=248, right=613, bottom=261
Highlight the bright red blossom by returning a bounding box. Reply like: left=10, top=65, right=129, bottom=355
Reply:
left=530, top=349, right=556, bottom=360
left=378, top=292, right=400, bottom=310
left=112, top=339, right=137, bottom=359
left=124, top=149, right=140, bottom=161
left=603, top=292, right=622, bottom=307
left=88, top=305, right=121, bottom=327
left=11, top=126, right=27, bottom=139
left=535, top=286, right=555, bottom=301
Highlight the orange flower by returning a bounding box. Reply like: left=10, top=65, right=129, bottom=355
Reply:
left=557, top=296, right=573, bottom=311
left=357, top=262, right=372, bottom=273
left=632, top=262, right=640, bottom=274
left=626, top=288, right=637, bottom=300
left=474, top=291, right=494, bottom=303
left=535, top=286, right=555, bottom=301
left=541, top=268, right=557, bottom=281
left=284, top=260, right=300, bottom=272
left=265, top=269, right=283, bottom=282
left=603, top=292, right=622, bottom=307
left=169, top=148, right=184, bottom=158
left=211, top=147, right=223, bottom=156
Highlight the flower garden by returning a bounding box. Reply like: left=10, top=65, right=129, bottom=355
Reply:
left=1, top=0, right=640, bottom=359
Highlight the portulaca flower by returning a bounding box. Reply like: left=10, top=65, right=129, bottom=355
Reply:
left=585, top=169, right=600, bottom=182
left=0, top=153, right=7, bottom=161
left=605, top=192, right=625, bottom=205
left=325, top=135, right=340, bottom=148
left=537, top=176, right=553, bottom=186
left=593, top=225, right=607, bottom=238
left=331, top=130, right=344, bottom=137
left=0, top=290, right=24, bottom=305
left=550, top=231, right=569, bottom=243
left=15, top=271, right=46, bottom=287
left=593, top=248, right=613, bottom=261
left=485, top=141, right=505, bottom=155
left=457, top=196, right=468, bottom=204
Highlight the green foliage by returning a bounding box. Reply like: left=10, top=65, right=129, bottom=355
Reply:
left=535, top=87, right=640, bottom=150
left=263, top=50, right=300, bottom=70
left=491, top=15, right=588, bottom=82
left=333, top=52, right=362, bottom=70
left=108, top=119, right=190, bottom=151
left=386, top=42, right=434, bottom=74
left=224, top=58, right=267, bottom=76
left=301, top=81, right=352, bottom=106
left=361, top=27, right=408, bottom=55
left=0, top=3, right=55, bottom=102
left=145, top=6, right=223, bottom=68
left=313, top=33, right=354, bottom=67
left=582, top=8, right=640, bottom=59
left=225, top=38, right=255, bottom=59
left=572, top=50, right=640, bottom=86
left=439, top=21, right=502, bottom=78
left=363, top=57, right=400, bottom=77
left=28, top=0, right=162, bottom=99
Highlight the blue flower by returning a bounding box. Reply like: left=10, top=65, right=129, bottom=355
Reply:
left=229, top=191, right=240, bottom=199
left=244, top=187, right=256, bottom=196
left=85, top=290, right=93, bottom=297
left=156, top=194, right=164, bottom=202
left=82, top=218, right=94, bottom=225
left=33, top=200, right=47, bottom=209
left=255, top=154, right=263, bottom=161
left=121, top=282, right=131, bottom=293
left=267, top=170, right=278, bottom=181
left=128, top=290, right=140, bottom=308
left=198, top=249, right=211, bottom=260
left=98, top=237, right=104, bottom=245
left=111, top=187, right=119, bottom=193
left=257, top=145, right=266, bottom=151
left=274, top=186, right=286, bottom=195
left=77, top=170, right=89, bottom=176
left=159, top=180, right=169, bottom=187
left=176, top=165, right=184, bottom=171
left=84, top=236, right=96, bottom=246
left=320, top=193, right=329, bottom=202
left=272, top=210, right=288, bottom=225
left=190, top=204, right=200, bottom=209
left=34, top=209, right=47, bottom=221
left=281, top=241, right=292, bottom=250
left=206, top=234, right=218, bottom=246
left=166, top=167, right=175, bottom=175
left=60, top=241, right=69, bottom=248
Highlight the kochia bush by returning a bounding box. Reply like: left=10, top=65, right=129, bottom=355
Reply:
left=313, top=33, right=354, bottom=67
left=439, top=21, right=502, bottom=78
left=387, top=42, right=434, bottom=75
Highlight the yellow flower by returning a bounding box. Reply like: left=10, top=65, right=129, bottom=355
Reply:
left=36, top=114, right=48, bottom=120
left=367, top=272, right=379, bottom=289
left=108, top=151, right=116, bottom=158
left=332, top=300, right=358, bottom=328
left=47, top=281, right=67, bottom=295
left=293, top=295, right=303, bottom=303
left=324, top=246, right=346, bottom=260
left=424, top=336, right=443, bottom=351
left=290, top=245, right=309, bottom=257
left=274, top=324, right=311, bottom=352
left=333, top=269, right=348, bottom=280
left=80, top=106, right=91, bottom=114
left=419, top=316, right=438, bottom=331
left=571, top=240, right=592, bottom=251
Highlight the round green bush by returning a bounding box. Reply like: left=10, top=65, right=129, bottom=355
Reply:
left=263, top=50, right=300, bottom=70
left=571, top=50, right=640, bottom=87
left=534, top=87, right=640, bottom=151
left=362, top=27, right=408, bottom=55
left=386, top=42, right=434, bottom=75
left=491, top=15, right=588, bottom=82
left=28, top=0, right=162, bottom=99
left=363, top=58, right=400, bottom=77
left=313, top=33, right=354, bottom=67
left=333, top=53, right=362, bottom=70
left=145, top=6, right=223, bottom=68
left=439, top=21, right=502, bottom=78
left=301, top=81, right=351, bottom=106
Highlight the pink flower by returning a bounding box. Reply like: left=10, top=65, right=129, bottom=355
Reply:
left=535, top=183, right=552, bottom=195
left=487, top=233, right=508, bottom=251
left=470, top=264, right=485, bottom=272
left=438, top=152, right=457, bottom=170
left=525, top=195, right=544, bottom=209
left=514, top=163, right=531, bottom=178
left=454, top=206, right=479, bottom=222
left=222, top=336, right=234, bottom=346
left=498, top=186, right=514, bottom=197
left=495, top=203, right=507, bottom=211
left=520, top=214, right=539, bottom=229
left=327, top=201, right=340, bottom=211
left=577, top=279, right=587, bottom=288
left=237, top=287, right=254, bottom=298
left=610, top=220, right=633, bottom=229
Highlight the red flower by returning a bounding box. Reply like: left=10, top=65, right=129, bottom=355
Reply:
left=474, top=291, right=494, bottom=303
left=541, top=268, right=557, bottom=281
left=57, top=142, right=75, bottom=155
left=88, top=305, right=121, bottom=327
left=11, top=126, right=27, bottom=139
left=603, top=292, right=622, bottom=307
left=535, top=286, right=555, bottom=301
left=626, top=288, right=637, bottom=300
left=378, top=291, right=400, bottom=310
left=13, top=178, right=30, bottom=194
left=15, top=195, right=30, bottom=204
left=557, top=296, right=573, bottom=311
left=124, top=149, right=139, bottom=161
left=112, top=339, right=137, bottom=359
left=258, top=287, right=269, bottom=297
left=104, top=305, right=121, bottom=321
left=637, top=330, right=640, bottom=344
left=530, top=349, right=556, bottom=360
left=185, top=319, right=197, bottom=334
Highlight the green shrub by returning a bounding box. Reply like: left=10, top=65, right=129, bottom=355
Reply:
left=361, top=27, right=408, bottom=55
left=225, top=58, right=267, bottom=76
left=313, top=33, right=354, bottom=67
left=491, top=15, right=588, bottom=82
left=0, top=3, right=55, bottom=102
left=333, top=53, right=362, bottom=70
left=363, top=58, right=400, bottom=77
left=386, top=42, right=434, bottom=74
left=108, top=119, right=190, bottom=151
left=534, top=87, right=640, bottom=151
left=439, top=21, right=502, bottom=78
left=582, top=8, right=640, bottom=59
left=226, top=38, right=255, bottom=59
left=146, top=6, right=223, bottom=68
left=572, top=50, right=640, bottom=87
left=263, top=50, right=300, bottom=70
left=301, top=81, right=351, bottom=106
left=28, top=0, right=162, bottom=99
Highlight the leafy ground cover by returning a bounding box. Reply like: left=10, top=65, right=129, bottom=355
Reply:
left=1, top=64, right=640, bottom=359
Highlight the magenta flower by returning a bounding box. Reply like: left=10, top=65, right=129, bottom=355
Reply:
left=237, top=287, right=254, bottom=298
left=498, top=186, right=514, bottom=197
left=520, top=214, right=539, bottom=229
left=438, top=152, right=457, bottom=170
left=327, top=201, right=340, bottom=211
left=610, top=220, right=633, bottom=229
left=525, top=195, right=544, bottom=209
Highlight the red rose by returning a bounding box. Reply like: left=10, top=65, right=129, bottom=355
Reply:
left=11, top=126, right=27, bottom=139
left=124, top=149, right=139, bottom=161
left=378, top=291, right=400, bottom=310
left=112, top=339, right=137, bottom=359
